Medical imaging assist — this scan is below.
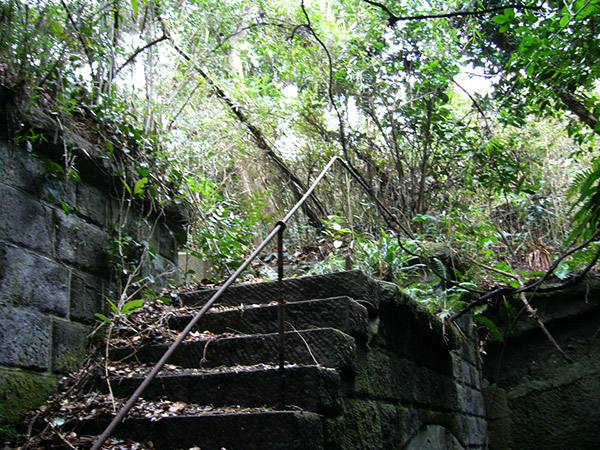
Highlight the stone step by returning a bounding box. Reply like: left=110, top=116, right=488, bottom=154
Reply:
left=169, top=296, right=369, bottom=340
left=177, top=270, right=380, bottom=310
left=103, top=365, right=343, bottom=415
left=110, top=328, right=357, bottom=374
left=74, top=409, right=324, bottom=450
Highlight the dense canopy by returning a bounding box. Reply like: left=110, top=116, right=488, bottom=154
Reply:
left=2, top=0, right=600, bottom=318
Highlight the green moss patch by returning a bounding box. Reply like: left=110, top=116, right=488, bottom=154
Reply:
left=0, top=369, right=58, bottom=441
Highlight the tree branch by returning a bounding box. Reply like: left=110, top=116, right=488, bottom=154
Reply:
left=451, top=230, right=600, bottom=321
left=115, top=34, right=168, bottom=77
left=158, top=20, right=326, bottom=227
left=557, top=89, right=600, bottom=137
left=59, top=0, right=95, bottom=80
left=363, top=1, right=542, bottom=26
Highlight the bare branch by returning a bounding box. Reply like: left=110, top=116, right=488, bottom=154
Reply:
left=452, top=230, right=600, bottom=321
left=363, top=1, right=542, bottom=26
left=115, top=34, right=168, bottom=77
left=59, top=0, right=95, bottom=80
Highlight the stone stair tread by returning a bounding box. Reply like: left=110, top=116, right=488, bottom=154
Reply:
left=102, top=364, right=342, bottom=415
left=110, top=327, right=357, bottom=373
left=73, top=408, right=324, bottom=450
left=169, top=295, right=369, bottom=340
left=177, top=270, right=380, bottom=310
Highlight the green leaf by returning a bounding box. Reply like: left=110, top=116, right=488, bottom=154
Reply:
left=49, top=21, right=63, bottom=35
left=134, top=177, right=148, bottom=196
left=559, top=14, right=572, bottom=28
left=121, top=299, right=144, bottom=314
left=131, top=0, right=139, bottom=14
left=46, top=189, right=57, bottom=204
left=474, top=315, right=504, bottom=342
left=554, top=261, right=571, bottom=280
left=94, top=313, right=111, bottom=323
left=492, top=15, right=509, bottom=25
left=59, top=201, right=70, bottom=215
left=104, top=141, right=114, bottom=155
left=106, top=297, right=119, bottom=314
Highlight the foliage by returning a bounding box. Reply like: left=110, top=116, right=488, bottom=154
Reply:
left=2, top=0, right=600, bottom=318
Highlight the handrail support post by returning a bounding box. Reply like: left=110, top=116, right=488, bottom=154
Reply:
left=276, top=221, right=286, bottom=409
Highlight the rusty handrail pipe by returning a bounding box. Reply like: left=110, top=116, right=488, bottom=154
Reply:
left=91, top=155, right=404, bottom=447
left=92, top=156, right=353, bottom=448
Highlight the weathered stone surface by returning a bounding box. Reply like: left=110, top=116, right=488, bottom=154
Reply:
left=0, top=369, right=58, bottom=441
left=157, top=222, right=178, bottom=261
left=0, top=244, right=69, bottom=316
left=518, top=280, right=600, bottom=334
left=484, top=386, right=511, bottom=450
left=0, top=106, right=187, bottom=441
left=324, top=399, right=383, bottom=449
left=111, top=328, right=357, bottom=373
left=179, top=270, right=381, bottom=309
left=141, top=253, right=177, bottom=287
left=451, top=352, right=482, bottom=390
left=483, top=284, right=600, bottom=450
left=70, top=271, right=106, bottom=323
left=0, top=306, right=51, bottom=370
left=52, top=319, right=90, bottom=373
left=169, top=296, right=368, bottom=339
left=0, top=184, right=55, bottom=255
left=354, top=349, right=417, bottom=402
left=455, top=383, right=486, bottom=417
left=405, top=425, right=465, bottom=450
left=75, top=410, right=324, bottom=450
left=456, top=415, right=488, bottom=447
left=56, top=211, right=110, bottom=273
left=106, top=365, right=342, bottom=415
left=0, top=141, right=32, bottom=191
left=75, top=182, right=108, bottom=226
left=0, top=143, right=76, bottom=209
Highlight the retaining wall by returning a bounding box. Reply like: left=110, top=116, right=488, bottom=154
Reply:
left=483, top=281, right=600, bottom=450
left=0, top=91, right=185, bottom=437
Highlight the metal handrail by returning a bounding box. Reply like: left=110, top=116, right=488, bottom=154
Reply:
left=91, top=155, right=400, bottom=449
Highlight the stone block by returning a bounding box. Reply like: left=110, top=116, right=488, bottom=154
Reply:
left=141, top=254, right=177, bottom=289
left=0, top=141, right=31, bottom=190
left=484, top=387, right=512, bottom=450
left=52, top=319, right=90, bottom=373
left=404, top=424, right=466, bottom=450
left=0, top=184, right=55, bottom=255
left=0, top=244, right=69, bottom=316
left=458, top=337, right=479, bottom=365
left=56, top=212, right=110, bottom=274
left=0, top=306, right=51, bottom=370
left=158, top=222, right=178, bottom=261
left=0, top=368, right=58, bottom=441
left=412, top=366, right=456, bottom=411
left=1, top=144, right=77, bottom=208
left=379, top=403, right=407, bottom=449
left=76, top=182, right=108, bottom=226
left=457, top=415, right=488, bottom=447
left=354, top=350, right=416, bottom=402
left=451, top=352, right=483, bottom=390
left=324, top=399, right=383, bottom=449
left=456, top=383, right=486, bottom=417
left=70, top=271, right=106, bottom=323
left=451, top=353, right=470, bottom=385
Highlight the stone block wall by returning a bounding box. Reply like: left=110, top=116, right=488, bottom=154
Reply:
left=0, top=98, right=185, bottom=437
left=325, top=280, right=488, bottom=449
left=483, top=281, right=600, bottom=450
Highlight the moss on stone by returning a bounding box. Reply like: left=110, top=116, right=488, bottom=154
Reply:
left=323, top=399, right=383, bottom=449
left=0, top=369, right=58, bottom=441
left=54, top=344, right=87, bottom=373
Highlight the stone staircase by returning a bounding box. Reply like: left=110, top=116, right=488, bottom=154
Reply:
left=69, top=271, right=487, bottom=449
